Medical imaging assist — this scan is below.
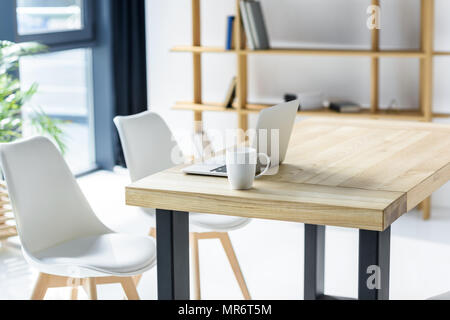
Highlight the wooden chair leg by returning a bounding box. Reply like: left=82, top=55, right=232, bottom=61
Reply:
left=422, top=197, right=431, bottom=220
left=190, top=232, right=201, bottom=300
left=67, top=277, right=82, bottom=300
left=31, top=275, right=142, bottom=300
left=31, top=273, right=50, bottom=300
left=83, top=278, right=98, bottom=300
left=132, top=274, right=143, bottom=287
left=120, top=277, right=140, bottom=300
left=219, top=233, right=251, bottom=300
left=149, top=227, right=156, bottom=239
left=70, top=287, right=78, bottom=300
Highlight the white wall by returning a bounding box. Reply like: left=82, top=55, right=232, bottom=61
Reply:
left=146, top=0, right=450, bottom=208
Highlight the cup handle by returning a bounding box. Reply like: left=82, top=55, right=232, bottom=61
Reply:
left=255, top=153, right=271, bottom=179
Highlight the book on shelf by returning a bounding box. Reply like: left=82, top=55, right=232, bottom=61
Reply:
left=240, top=1, right=255, bottom=50
left=224, top=77, right=237, bottom=108
left=285, top=92, right=326, bottom=111
left=240, top=0, right=270, bottom=50
left=226, top=16, right=235, bottom=50
left=327, top=100, right=362, bottom=113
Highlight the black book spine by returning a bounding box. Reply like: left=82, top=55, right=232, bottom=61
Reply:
left=329, top=103, right=341, bottom=113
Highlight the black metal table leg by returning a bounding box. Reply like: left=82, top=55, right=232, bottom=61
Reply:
left=304, top=224, right=326, bottom=300
left=358, top=227, right=391, bottom=300
left=156, top=209, right=190, bottom=300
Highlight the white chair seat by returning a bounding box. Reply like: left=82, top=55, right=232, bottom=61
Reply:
left=26, top=233, right=156, bottom=278
left=190, top=213, right=250, bottom=232
left=139, top=208, right=250, bottom=232
left=428, top=291, right=450, bottom=300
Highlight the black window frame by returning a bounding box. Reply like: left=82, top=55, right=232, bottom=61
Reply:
left=1, top=0, right=117, bottom=172
left=12, top=0, right=99, bottom=175
left=13, top=0, right=95, bottom=48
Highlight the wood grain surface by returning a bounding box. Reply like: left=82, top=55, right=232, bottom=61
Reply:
left=127, top=118, right=450, bottom=231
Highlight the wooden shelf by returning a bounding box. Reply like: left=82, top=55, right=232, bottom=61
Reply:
left=173, top=102, right=426, bottom=120
left=171, top=46, right=232, bottom=54
left=177, top=0, right=438, bottom=220
left=434, top=51, right=450, bottom=56
left=433, top=113, right=450, bottom=118
left=172, top=46, right=426, bottom=58
left=0, top=180, right=16, bottom=242
left=244, top=48, right=426, bottom=58
left=0, top=226, right=17, bottom=241
left=174, top=102, right=237, bottom=112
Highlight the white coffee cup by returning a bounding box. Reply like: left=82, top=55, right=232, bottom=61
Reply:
left=226, top=147, right=271, bottom=190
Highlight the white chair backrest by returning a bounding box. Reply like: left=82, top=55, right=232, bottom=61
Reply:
left=0, top=137, right=110, bottom=254
left=114, top=111, right=179, bottom=182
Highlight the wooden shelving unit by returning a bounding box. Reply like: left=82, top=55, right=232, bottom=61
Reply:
left=0, top=181, right=17, bottom=243
left=172, top=45, right=427, bottom=58
left=174, top=101, right=426, bottom=120
left=434, top=51, right=450, bottom=56
left=172, top=0, right=450, bottom=219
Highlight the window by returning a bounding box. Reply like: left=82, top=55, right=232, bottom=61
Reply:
left=16, top=0, right=84, bottom=35
left=1, top=0, right=116, bottom=173
left=20, top=48, right=95, bottom=173
left=15, top=0, right=94, bottom=46
left=13, top=0, right=97, bottom=174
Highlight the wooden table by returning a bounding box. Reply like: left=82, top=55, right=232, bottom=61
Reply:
left=126, top=118, right=450, bottom=300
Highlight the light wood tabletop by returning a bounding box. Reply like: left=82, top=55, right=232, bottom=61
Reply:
left=126, top=118, right=450, bottom=231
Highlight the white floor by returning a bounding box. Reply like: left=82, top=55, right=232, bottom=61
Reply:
left=1, top=169, right=450, bottom=300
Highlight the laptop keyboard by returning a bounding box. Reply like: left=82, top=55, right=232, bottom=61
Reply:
left=211, top=165, right=227, bottom=173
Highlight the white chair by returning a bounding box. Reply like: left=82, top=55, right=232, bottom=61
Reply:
left=0, top=137, right=156, bottom=300
left=428, top=292, right=450, bottom=300
left=114, top=111, right=251, bottom=300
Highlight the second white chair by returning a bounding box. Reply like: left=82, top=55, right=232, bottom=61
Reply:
left=114, top=111, right=251, bottom=300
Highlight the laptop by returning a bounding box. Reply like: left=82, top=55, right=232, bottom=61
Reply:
left=182, top=100, right=300, bottom=177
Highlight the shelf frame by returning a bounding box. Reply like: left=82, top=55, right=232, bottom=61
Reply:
left=175, top=0, right=441, bottom=219
left=235, top=0, right=248, bottom=132
left=171, top=46, right=426, bottom=58
left=173, top=101, right=428, bottom=121
left=192, top=0, right=202, bottom=134
left=371, top=0, right=380, bottom=114
left=172, top=1, right=440, bottom=124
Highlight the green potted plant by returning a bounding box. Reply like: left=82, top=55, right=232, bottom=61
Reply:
left=0, top=40, right=66, bottom=243
left=0, top=40, right=66, bottom=151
